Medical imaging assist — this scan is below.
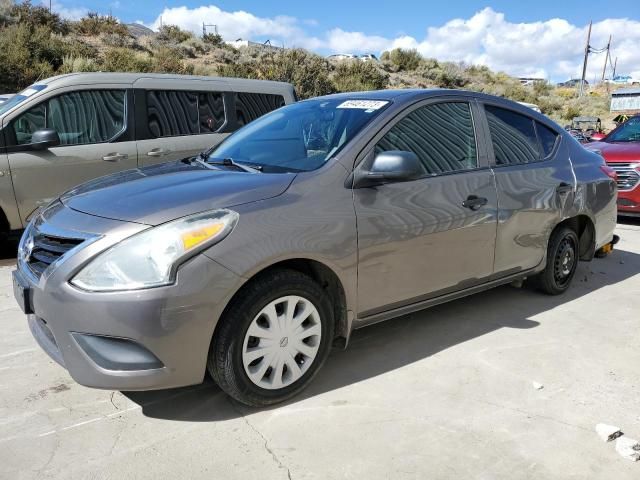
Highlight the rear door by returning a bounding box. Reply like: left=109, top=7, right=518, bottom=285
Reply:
left=5, top=88, right=137, bottom=223
left=354, top=98, right=499, bottom=318
left=479, top=103, right=574, bottom=276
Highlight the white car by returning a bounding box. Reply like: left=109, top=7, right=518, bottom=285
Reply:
left=606, top=75, right=639, bottom=85
left=327, top=53, right=356, bottom=61
left=359, top=53, right=379, bottom=62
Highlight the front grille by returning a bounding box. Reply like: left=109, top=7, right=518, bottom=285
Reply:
left=26, top=231, right=85, bottom=279
left=607, top=162, right=640, bottom=191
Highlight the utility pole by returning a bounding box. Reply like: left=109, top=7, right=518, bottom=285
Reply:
left=579, top=21, right=592, bottom=97
left=601, top=35, right=611, bottom=84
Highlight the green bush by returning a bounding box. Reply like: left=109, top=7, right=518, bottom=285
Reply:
left=381, top=48, right=422, bottom=72
left=0, top=22, right=61, bottom=91
left=219, top=49, right=334, bottom=99
left=150, top=47, right=193, bottom=74
left=203, top=32, right=224, bottom=47
left=157, top=24, right=192, bottom=44
left=332, top=60, right=388, bottom=92
left=102, top=47, right=152, bottom=73
left=74, top=12, right=129, bottom=37
left=6, top=0, right=68, bottom=34
left=59, top=55, right=99, bottom=74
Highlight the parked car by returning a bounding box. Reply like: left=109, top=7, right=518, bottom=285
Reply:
left=327, top=53, right=356, bottom=60
left=13, top=90, right=618, bottom=406
left=0, top=73, right=296, bottom=240
left=358, top=53, right=379, bottom=62
left=557, top=79, right=588, bottom=88
left=587, top=115, right=640, bottom=216
left=517, top=101, right=542, bottom=113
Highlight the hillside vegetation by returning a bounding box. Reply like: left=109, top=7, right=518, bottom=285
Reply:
left=0, top=1, right=618, bottom=128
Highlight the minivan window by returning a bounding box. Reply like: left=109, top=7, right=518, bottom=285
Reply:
left=376, top=102, right=478, bottom=175
left=536, top=122, right=559, bottom=157
left=209, top=98, right=389, bottom=172
left=147, top=90, right=199, bottom=138
left=11, top=90, right=126, bottom=146
left=485, top=105, right=540, bottom=165
left=235, top=92, right=286, bottom=126
left=147, top=90, right=226, bottom=137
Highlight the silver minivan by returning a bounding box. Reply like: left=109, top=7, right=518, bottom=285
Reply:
left=0, top=73, right=296, bottom=239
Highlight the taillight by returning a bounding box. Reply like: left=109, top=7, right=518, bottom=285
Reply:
left=600, top=165, right=617, bottom=181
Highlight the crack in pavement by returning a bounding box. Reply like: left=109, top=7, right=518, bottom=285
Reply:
left=227, top=398, right=293, bottom=480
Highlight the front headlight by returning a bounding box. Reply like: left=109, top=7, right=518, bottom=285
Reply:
left=71, top=209, right=238, bottom=292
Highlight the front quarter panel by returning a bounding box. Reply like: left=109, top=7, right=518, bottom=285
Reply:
left=202, top=162, right=358, bottom=319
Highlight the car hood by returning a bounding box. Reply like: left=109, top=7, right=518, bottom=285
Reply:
left=587, top=141, right=640, bottom=162
left=60, top=161, right=296, bottom=226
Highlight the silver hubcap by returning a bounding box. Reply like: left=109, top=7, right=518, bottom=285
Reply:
left=242, top=295, right=322, bottom=390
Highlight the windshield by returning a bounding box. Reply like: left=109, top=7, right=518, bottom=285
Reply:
left=0, top=84, right=47, bottom=116
left=208, top=98, right=390, bottom=172
left=606, top=117, right=640, bottom=142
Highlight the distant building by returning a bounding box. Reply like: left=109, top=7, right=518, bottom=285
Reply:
left=610, top=88, right=640, bottom=114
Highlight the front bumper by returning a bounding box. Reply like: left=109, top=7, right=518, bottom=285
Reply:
left=617, top=187, right=640, bottom=215
left=14, top=204, right=242, bottom=391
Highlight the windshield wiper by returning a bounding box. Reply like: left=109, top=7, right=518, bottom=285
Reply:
left=208, top=157, right=263, bottom=173
left=183, top=152, right=217, bottom=170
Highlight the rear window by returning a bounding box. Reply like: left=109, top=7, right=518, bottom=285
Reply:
left=485, top=105, right=540, bottom=165
left=536, top=122, right=559, bottom=157
left=146, top=90, right=226, bottom=138
left=235, top=92, right=286, bottom=126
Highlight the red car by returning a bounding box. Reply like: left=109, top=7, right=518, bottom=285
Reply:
left=588, top=115, right=640, bottom=216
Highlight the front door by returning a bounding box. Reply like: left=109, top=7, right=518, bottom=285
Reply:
left=6, top=89, right=137, bottom=223
left=354, top=100, right=499, bottom=318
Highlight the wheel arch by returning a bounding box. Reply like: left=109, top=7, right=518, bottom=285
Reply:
left=554, top=214, right=596, bottom=261
left=214, top=257, right=352, bottom=349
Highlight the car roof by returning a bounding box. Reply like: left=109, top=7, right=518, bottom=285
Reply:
left=30, top=72, right=295, bottom=90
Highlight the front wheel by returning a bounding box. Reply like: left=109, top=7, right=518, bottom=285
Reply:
left=532, top=226, right=579, bottom=295
left=208, top=269, right=334, bottom=407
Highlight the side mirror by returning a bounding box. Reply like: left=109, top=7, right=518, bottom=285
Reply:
left=30, top=129, right=60, bottom=150
left=354, top=150, right=426, bottom=188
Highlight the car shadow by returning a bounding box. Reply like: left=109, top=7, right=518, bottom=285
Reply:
left=123, top=245, right=639, bottom=421
left=0, top=237, right=18, bottom=267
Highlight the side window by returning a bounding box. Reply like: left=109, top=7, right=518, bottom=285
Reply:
left=199, top=92, right=225, bottom=133
left=375, top=102, right=478, bottom=175
left=235, top=93, right=286, bottom=126
left=536, top=122, right=559, bottom=158
left=48, top=91, right=126, bottom=145
left=485, top=105, right=540, bottom=165
left=11, top=103, right=46, bottom=145
left=11, top=90, right=126, bottom=146
left=147, top=90, right=199, bottom=138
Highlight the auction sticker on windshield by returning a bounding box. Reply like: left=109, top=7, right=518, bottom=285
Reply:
left=337, top=100, right=389, bottom=111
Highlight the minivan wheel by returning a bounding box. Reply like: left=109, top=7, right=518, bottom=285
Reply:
left=208, top=269, right=334, bottom=407
left=533, top=226, right=579, bottom=295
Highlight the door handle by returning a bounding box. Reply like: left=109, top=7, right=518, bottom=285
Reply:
left=462, top=195, right=488, bottom=210
left=556, top=182, right=573, bottom=194
left=102, top=153, right=128, bottom=162
left=147, top=148, right=170, bottom=157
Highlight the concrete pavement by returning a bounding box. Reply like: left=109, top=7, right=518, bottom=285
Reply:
left=0, top=221, right=639, bottom=479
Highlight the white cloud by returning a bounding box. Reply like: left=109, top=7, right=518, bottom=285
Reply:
left=146, top=4, right=640, bottom=81
left=44, top=0, right=88, bottom=21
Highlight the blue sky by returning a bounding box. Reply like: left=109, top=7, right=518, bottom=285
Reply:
left=48, top=1, right=640, bottom=81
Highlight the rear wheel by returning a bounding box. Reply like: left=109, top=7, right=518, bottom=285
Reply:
left=208, top=269, right=334, bottom=407
left=532, top=226, right=579, bottom=295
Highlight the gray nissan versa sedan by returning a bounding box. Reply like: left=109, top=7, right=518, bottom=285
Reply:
left=13, top=89, right=618, bottom=406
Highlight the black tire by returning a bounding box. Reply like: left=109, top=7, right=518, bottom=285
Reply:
left=532, top=226, right=579, bottom=295
left=208, top=269, right=334, bottom=407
